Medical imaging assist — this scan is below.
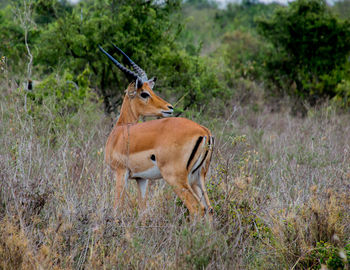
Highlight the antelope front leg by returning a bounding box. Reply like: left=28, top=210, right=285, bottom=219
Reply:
left=114, top=167, right=129, bottom=210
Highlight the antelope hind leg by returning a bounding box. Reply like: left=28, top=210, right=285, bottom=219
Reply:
left=169, top=179, right=205, bottom=218
left=136, top=178, right=149, bottom=212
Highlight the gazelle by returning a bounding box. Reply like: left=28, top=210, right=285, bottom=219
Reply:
left=99, top=45, right=214, bottom=217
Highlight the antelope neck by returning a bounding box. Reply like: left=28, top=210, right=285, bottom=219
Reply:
left=116, top=95, right=139, bottom=125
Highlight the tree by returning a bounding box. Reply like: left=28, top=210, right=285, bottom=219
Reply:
left=33, top=0, right=181, bottom=111
left=1, top=0, right=224, bottom=113
left=0, top=5, right=27, bottom=76
left=34, top=0, right=224, bottom=114
left=257, top=0, right=350, bottom=104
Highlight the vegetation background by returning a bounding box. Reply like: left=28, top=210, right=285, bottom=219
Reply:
left=1, top=0, right=350, bottom=269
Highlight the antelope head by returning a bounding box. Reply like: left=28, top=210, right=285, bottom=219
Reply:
left=99, top=45, right=173, bottom=119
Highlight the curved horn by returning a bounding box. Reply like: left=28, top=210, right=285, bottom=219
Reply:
left=112, top=44, right=148, bottom=82
left=98, top=45, right=140, bottom=81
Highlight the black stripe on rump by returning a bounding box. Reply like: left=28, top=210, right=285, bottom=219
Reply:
left=192, top=149, right=209, bottom=174
left=191, top=135, right=213, bottom=174
left=186, top=136, right=203, bottom=170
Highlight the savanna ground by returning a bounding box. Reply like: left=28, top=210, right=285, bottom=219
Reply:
left=1, top=76, right=350, bottom=269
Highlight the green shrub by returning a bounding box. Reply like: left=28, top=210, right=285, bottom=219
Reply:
left=257, top=0, right=350, bottom=105
left=155, top=47, right=225, bottom=113
left=216, top=30, right=267, bottom=81
left=26, top=69, right=99, bottom=145
left=333, top=77, right=350, bottom=108
left=311, top=241, right=350, bottom=269
left=0, top=5, right=27, bottom=75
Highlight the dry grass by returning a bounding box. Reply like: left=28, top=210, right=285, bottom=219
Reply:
left=1, top=80, right=349, bottom=269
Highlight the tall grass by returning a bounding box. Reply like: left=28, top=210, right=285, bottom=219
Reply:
left=0, top=79, right=349, bottom=269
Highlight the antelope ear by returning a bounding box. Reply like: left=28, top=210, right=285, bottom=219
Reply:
left=127, top=82, right=137, bottom=98
left=148, top=77, right=157, bottom=89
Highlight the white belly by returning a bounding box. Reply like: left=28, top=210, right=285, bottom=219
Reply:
left=130, top=165, right=162, bottom=180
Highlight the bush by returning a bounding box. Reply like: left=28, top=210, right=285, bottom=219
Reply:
left=267, top=187, right=350, bottom=269
left=154, top=47, right=224, bottom=113
left=311, top=241, right=350, bottom=269
left=23, top=69, right=99, bottom=146
left=215, top=30, right=267, bottom=81
left=257, top=0, right=350, bottom=105
left=0, top=5, right=27, bottom=76
left=333, top=75, right=350, bottom=108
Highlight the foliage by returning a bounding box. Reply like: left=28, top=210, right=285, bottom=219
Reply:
left=24, top=69, right=99, bottom=146
left=2, top=0, right=350, bottom=112
left=179, top=5, right=223, bottom=53
left=33, top=0, right=182, bottom=112
left=33, top=0, right=73, bottom=25
left=0, top=0, right=228, bottom=113
left=215, top=30, right=267, bottom=81
left=29, top=70, right=92, bottom=114
left=215, top=0, right=279, bottom=31
left=257, top=0, right=350, bottom=104
left=0, top=5, right=27, bottom=75
left=333, top=77, right=350, bottom=107
left=154, top=47, right=224, bottom=112
left=184, top=0, right=218, bottom=9
left=311, top=241, right=350, bottom=269
left=333, top=0, right=350, bottom=19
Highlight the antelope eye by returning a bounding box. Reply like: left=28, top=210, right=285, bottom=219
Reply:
left=140, top=92, right=150, bottom=99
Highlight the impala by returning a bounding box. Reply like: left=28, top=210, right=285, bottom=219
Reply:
left=99, top=45, right=214, bottom=217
